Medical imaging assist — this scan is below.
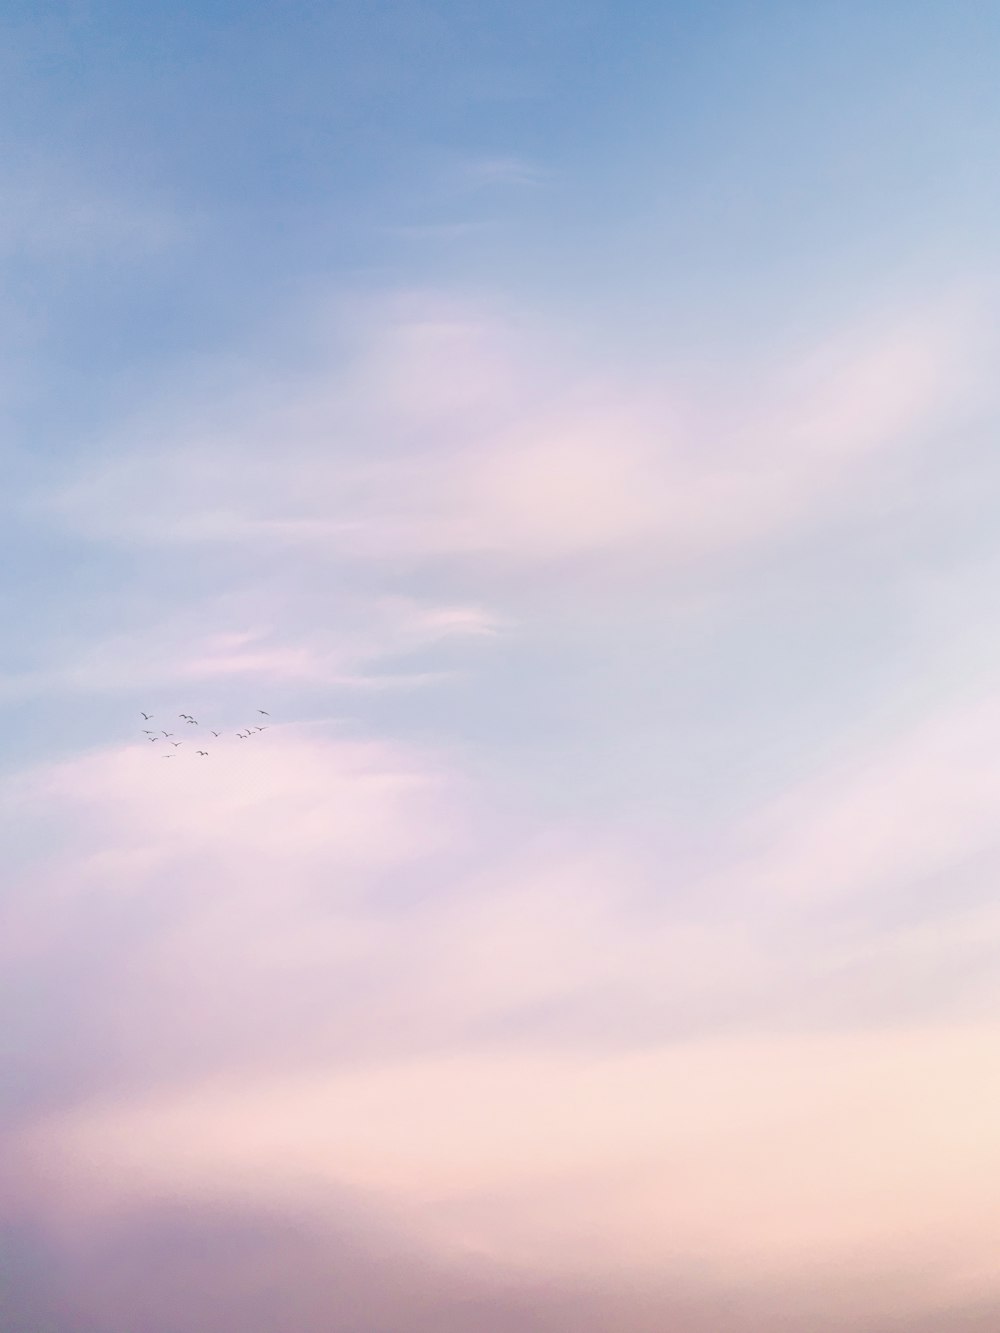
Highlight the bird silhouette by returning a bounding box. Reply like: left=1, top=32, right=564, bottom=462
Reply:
left=162, top=732, right=174, bottom=738
left=211, top=731, right=221, bottom=737
left=162, top=754, right=173, bottom=759
left=142, top=729, right=155, bottom=735
left=257, top=710, right=269, bottom=716
left=179, top=714, right=192, bottom=720
left=186, top=718, right=198, bottom=725
left=148, top=737, right=159, bottom=743
left=254, top=726, right=266, bottom=732
left=171, top=741, right=182, bottom=747
left=196, top=750, right=208, bottom=756
left=141, top=713, right=153, bottom=721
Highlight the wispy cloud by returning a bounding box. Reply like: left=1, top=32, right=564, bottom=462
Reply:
left=42, top=290, right=984, bottom=576
left=457, top=154, right=546, bottom=188
left=0, top=592, right=506, bottom=703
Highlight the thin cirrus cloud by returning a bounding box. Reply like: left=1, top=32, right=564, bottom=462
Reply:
left=456, top=153, right=546, bottom=188
left=39, top=289, right=981, bottom=572
left=0, top=596, right=503, bottom=702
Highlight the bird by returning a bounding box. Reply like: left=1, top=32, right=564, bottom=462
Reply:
left=179, top=714, right=192, bottom=720
left=141, top=713, right=153, bottom=721
left=171, top=741, right=183, bottom=747
left=162, top=732, right=174, bottom=738
left=162, top=754, right=173, bottom=759
left=148, top=737, right=159, bottom=743
left=254, top=726, right=266, bottom=732
left=196, top=750, right=208, bottom=757
left=257, top=710, right=269, bottom=716
left=211, top=731, right=221, bottom=738
left=186, top=718, right=198, bottom=725
left=142, top=729, right=155, bottom=735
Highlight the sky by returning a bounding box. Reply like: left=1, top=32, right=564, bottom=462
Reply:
left=4, top=2, right=1000, bottom=1329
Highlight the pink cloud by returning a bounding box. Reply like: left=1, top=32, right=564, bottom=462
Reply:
left=0, top=589, right=504, bottom=700
left=43, top=290, right=986, bottom=572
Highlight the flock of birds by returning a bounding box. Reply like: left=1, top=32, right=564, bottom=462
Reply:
left=140, top=710, right=270, bottom=757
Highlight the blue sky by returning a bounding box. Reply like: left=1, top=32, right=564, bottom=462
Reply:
left=5, top=4, right=1000, bottom=1330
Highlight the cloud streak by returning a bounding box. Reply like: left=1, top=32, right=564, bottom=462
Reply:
left=41, top=290, right=982, bottom=573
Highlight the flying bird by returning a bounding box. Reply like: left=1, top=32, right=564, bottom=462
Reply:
left=141, top=713, right=153, bottom=721
left=196, top=750, right=208, bottom=756
left=211, top=731, right=221, bottom=737
left=162, top=754, right=173, bottom=759
left=148, top=737, right=158, bottom=743
left=162, top=732, right=174, bottom=738
left=171, top=741, right=182, bottom=747
left=179, top=714, right=192, bottom=720
left=257, top=710, right=269, bottom=716
left=186, top=718, right=198, bottom=724
left=254, top=726, right=266, bottom=732
left=142, top=729, right=155, bottom=735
